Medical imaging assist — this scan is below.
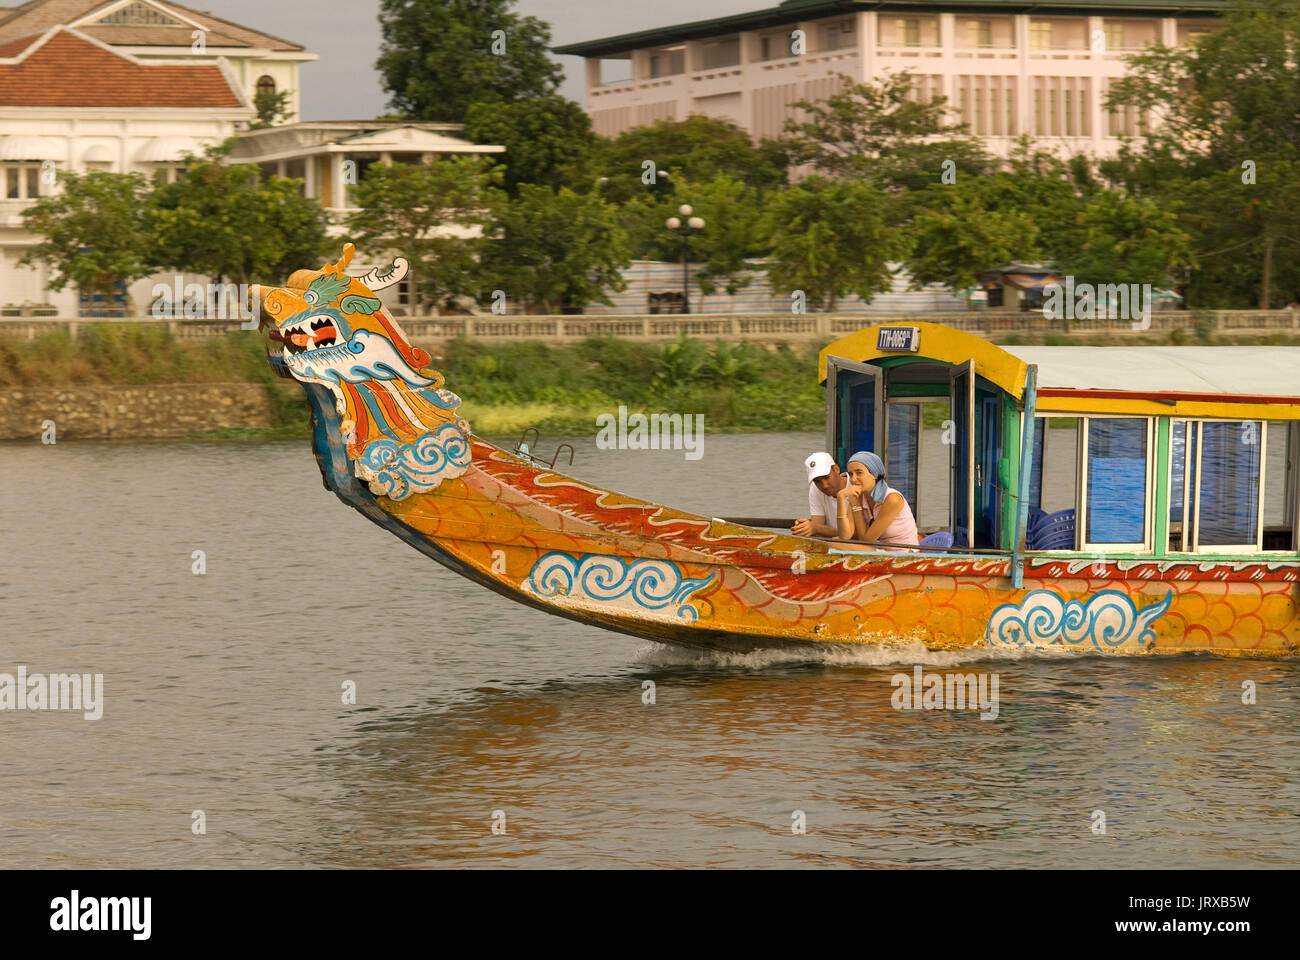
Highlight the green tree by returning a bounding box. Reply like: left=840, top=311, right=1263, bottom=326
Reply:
left=764, top=176, right=908, bottom=311
left=463, top=94, right=598, bottom=195
left=1055, top=189, right=1193, bottom=290
left=346, top=156, right=500, bottom=311
left=779, top=71, right=992, bottom=191
left=904, top=180, right=1040, bottom=309
left=377, top=0, right=563, bottom=124
left=250, top=89, right=295, bottom=130
left=1105, top=0, right=1300, bottom=307
left=479, top=183, right=630, bottom=314
left=595, top=115, right=788, bottom=205
left=620, top=174, right=770, bottom=298
left=19, top=171, right=157, bottom=311
left=148, top=145, right=330, bottom=285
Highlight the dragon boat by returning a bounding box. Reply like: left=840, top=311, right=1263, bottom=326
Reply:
left=255, top=245, right=1300, bottom=657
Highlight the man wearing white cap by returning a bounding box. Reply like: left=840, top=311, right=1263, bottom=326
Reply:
left=792, top=451, right=846, bottom=538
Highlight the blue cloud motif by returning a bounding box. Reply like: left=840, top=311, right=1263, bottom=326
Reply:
left=357, top=422, right=472, bottom=500
left=525, top=552, right=716, bottom=622
left=987, top=589, right=1173, bottom=651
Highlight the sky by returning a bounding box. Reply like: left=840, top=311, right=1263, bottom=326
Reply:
left=194, top=0, right=759, bottom=121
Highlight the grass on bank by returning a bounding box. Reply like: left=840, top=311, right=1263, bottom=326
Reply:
left=0, top=326, right=831, bottom=434
left=4, top=324, right=1299, bottom=438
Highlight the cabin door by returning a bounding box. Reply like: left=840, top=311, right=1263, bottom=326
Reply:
left=826, top=356, right=885, bottom=471
left=949, top=359, right=975, bottom=548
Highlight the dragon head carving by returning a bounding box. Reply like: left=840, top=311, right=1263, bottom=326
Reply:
left=255, top=243, right=472, bottom=500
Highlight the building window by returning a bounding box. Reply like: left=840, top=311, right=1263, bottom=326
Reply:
left=1030, top=21, right=1053, bottom=50
left=1104, top=22, right=1125, bottom=51
left=1006, top=87, right=1016, bottom=135
left=150, top=165, right=188, bottom=185
left=257, top=75, right=276, bottom=97
left=649, top=46, right=685, bottom=75
left=700, top=37, right=740, bottom=69
left=1033, top=88, right=1044, bottom=135
left=1065, top=89, right=1074, bottom=136
left=1049, top=87, right=1059, bottom=135
left=966, top=20, right=992, bottom=48
left=896, top=18, right=921, bottom=47
left=2, top=163, right=42, bottom=200
left=822, top=20, right=853, bottom=52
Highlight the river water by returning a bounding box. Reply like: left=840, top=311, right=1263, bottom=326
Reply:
left=1, top=432, right=1296, bottom=868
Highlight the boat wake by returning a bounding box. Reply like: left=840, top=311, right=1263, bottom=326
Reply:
left=632, top=639, right=1093, bottom=670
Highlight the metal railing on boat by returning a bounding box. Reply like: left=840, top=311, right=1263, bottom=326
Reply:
left=715, top=517, right=1011, bottom=555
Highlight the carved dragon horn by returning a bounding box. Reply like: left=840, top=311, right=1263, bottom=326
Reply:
left=355, top=257, right=410, bottom=291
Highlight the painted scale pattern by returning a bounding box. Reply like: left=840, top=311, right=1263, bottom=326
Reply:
left=263, top=245, right=1300, bottom=657
left=381, top=445, right=1299, bottom=655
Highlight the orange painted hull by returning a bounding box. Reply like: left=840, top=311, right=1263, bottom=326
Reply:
left=373, top=437, right=1300, bottom=657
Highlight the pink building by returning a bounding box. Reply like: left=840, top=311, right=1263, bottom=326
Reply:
left=554, top=0, right=1224, bottom=157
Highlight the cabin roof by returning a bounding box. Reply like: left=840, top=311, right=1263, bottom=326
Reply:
left=1004, top=345, right=1300, bottom=400
left=820, top=323, right=1300, bottom=418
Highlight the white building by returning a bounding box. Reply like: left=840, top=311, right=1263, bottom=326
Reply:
left=554, top=0, right=1225, bottom=157
left=0, top=0, right=316, bottom=315
left=230, top=122, right=506, bottom=314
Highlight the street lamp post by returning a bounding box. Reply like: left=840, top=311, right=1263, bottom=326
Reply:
left=665, top=204, right=705, bottom=315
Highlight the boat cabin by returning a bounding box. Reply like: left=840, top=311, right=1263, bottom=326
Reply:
left=820, top=323, right=1300, bottom=561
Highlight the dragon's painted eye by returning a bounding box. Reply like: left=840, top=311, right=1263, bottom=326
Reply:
left=304, top=290, right=319, bottom=305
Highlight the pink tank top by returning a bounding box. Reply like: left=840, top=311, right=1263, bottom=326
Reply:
left=859, top=490, right=920, bottom=550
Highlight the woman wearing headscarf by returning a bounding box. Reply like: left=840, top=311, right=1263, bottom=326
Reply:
left=833, top=451, right=919, bottom=550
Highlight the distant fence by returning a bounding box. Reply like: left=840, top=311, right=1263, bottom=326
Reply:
left=2, top=310, right=1299, bottom=343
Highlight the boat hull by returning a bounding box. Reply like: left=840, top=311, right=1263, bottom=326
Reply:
left=304, top=383, right=1300, bottom=658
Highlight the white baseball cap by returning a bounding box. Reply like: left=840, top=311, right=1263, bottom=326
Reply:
left=805, top=451, right=835, bottom=484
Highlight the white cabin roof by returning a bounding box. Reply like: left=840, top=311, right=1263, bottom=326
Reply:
left=1005, top=346, right=1300, bottom=398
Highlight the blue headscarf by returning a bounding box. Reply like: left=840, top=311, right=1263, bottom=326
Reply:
left=847, top=450, right=892, bottom=503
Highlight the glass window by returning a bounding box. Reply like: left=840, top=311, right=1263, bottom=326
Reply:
left=1105, top=22, right=1125, bottom=50
left=1086, top=418, right=1148, bottom=544
left=1197, top=421, right=1262, bottom=546
left=1030, top=21, right=1053, bottom=49
left=966, top=20, right=992, bottom=48
left=896, top=18, right=920, bottom=46
left=1169, top=420, right=1198, bottom=551
left=701, top=38, right=740, bottom=69
left=1263, top=421, right=1294, bottom=549
left=888, top=403, right=921, bottom=512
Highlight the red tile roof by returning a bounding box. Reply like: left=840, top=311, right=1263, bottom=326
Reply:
left=0, top=28, right=246, bottom=107
left=0, top=32, right=38, bottom=55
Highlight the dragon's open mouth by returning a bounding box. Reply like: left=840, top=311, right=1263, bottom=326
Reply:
left=274, top=317, right=339, bottom=355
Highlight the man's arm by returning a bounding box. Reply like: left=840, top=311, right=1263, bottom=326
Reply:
left=807, top=514, right=839, bottom=537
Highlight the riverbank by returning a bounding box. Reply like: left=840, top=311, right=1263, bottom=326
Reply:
left=3, top=325, right=1299, bottom=441
left=0, top=326, right=830, bottom=439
